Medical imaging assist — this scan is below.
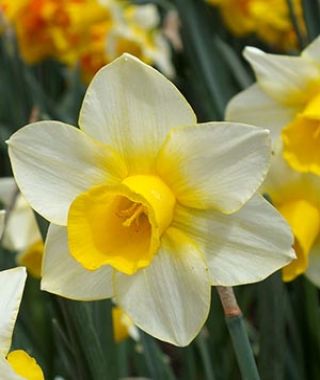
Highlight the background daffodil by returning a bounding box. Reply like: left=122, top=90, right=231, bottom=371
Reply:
left=112, top=305, right=139, bottom=343
left=8, top=54, right=294, bottom=346
left=0, top=267, right=44, bottom=379
left=0, top=178, right=43, bottom=278
left=262, top=151, right=320, bottom=285
left=226, top=35, right=320, bottom=175
left=0, top=0, right=172, bottom=82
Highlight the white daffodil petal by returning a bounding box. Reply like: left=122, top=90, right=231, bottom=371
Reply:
left=244, top=47, right=319, bottom=103
left=79, top=53, right=196, bottom=173
left=305, top=240, right=320, bottom=288
left=0, top=210, right=5, bottom=239
left=0, top=267, right=27, bottom=357
left=157, top=123, right=270, bottom=213
left=41, top=224, right=113, bottom=301
left=173, top=195, right=295, bottom=286
left=225, top=84, right=297, bottom=141
left=302, top=35, right=320, bottom=64
left=3, top=196, right=41, bottom=251
left=114, top=227, right=210, bottom=346
left=0, top=177, right=41, bottom=250
left=0, top=178, right=17, bottom=207
left=0, top=357, right=24, bottom=380
left=8, top=121, right=125, bottom=225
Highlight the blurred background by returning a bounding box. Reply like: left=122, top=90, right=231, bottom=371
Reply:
left=0, top=1, right=319, bottom=379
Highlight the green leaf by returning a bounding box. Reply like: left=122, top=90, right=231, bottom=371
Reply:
left=56, top=298, right=118, bottom=380
left=257, top=272, right=287, bottom=380
left=140, top=332, right=176, bottom=380
left=302, top=0, right=320, bottom=42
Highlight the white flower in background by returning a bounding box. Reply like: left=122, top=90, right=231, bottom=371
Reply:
left=0, top=178, right=43, bottom=278
left=0, top=267, right=44, bottom=379
left=0, top=210, right=5, bottom=239
left=262, top=151, right=320, bottom=284
left=226, top=35, right=320, bottom=175
left=106, top=2, right=175, bottom=78
left=8, top=54, right=294, bottom=346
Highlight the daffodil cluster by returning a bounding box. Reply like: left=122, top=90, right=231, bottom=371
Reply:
left=0, top=0, right=172, bottom=81
left=227, top=35, right=320, bottom=284
left=8, top=54, right=294, bottom=346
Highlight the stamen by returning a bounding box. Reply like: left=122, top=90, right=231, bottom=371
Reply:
left=118, top=202, right=145, bottom=228
left=118, top=203, right=139, bottom=217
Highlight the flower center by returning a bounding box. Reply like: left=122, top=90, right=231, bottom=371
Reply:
left=118, top=202, right=146, bottom=228
left=67, top=175, right=176, bottom=275
left=282, top=92, right=320, bottom=175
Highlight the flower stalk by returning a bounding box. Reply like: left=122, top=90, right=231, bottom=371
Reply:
left=217, top=286, right=260, bottom=380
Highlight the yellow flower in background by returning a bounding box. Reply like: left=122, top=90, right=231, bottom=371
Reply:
left=18, top=240, right=44, bottom=279
left=0, top=0, right=111, bottom=65
left=112, top=306, right=138, bottom=343
left=0, top=267, right=44, bottom=379
left=226, top=36, right=320, bottom=176
left=209, top=0, right=305, bottom=51
left=262, top=152, right=320, bottom=284
left=8, top=54, right=294, bottom=346
left=0, top=178, right=43, bottom=278
left=1, top=0, right=173, bottom=81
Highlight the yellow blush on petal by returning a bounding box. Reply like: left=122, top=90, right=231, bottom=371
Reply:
left=7, top=350, right=44, bottom=380
left=67, top=175, right=175, bottom=275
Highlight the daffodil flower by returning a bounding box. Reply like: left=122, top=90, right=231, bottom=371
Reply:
left=0, top=0, right=111, bottom=65
left=8, top=54, right=294, bottom=346
left=0, top=178, right=43, bottom=278
left=80, top=2, right=173, bottom=82
left=262, top=151, right=320, bottom=284
left=0, top=267, right=44, bottom=379
left=107, top=3, right=174, bottom=78
left=226, top=36, right=320, bottom=175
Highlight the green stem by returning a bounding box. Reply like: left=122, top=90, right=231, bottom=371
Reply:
left=217, top=287, right=260, bottom=380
